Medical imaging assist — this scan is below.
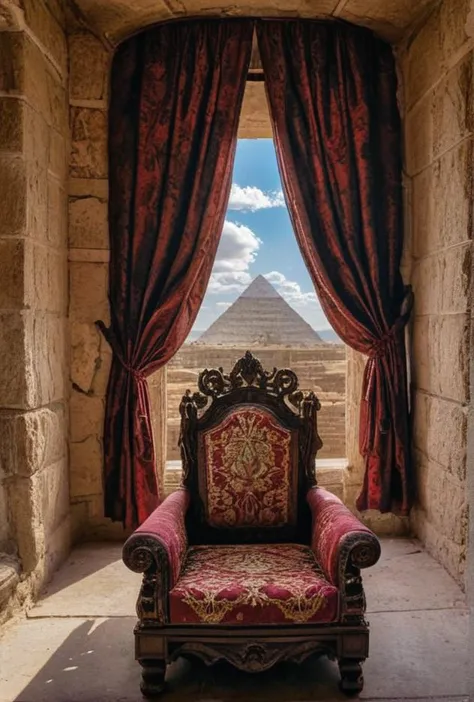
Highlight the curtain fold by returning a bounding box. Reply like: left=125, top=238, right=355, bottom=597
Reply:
left=257, top=20, right=414, bottom=515
left=99, top=20, right=253, bottom=529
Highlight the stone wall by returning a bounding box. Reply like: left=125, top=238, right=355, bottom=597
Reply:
left=398, top=0, right=473, bottom=585
left=0, top=0, right=70, bottom=619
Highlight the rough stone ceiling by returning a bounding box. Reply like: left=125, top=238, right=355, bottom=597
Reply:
left=70, top=0, right=439, bottom=45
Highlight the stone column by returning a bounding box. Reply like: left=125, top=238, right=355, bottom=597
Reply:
left=0, top=0, right=70, bottom=615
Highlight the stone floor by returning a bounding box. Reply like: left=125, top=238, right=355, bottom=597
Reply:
left=0, top=538, right=469, bottom=702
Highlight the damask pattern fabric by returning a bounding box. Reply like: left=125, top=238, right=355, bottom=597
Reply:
left=100, top=21, right=253, bottom=528
left=169, top=544, right=339, bottom=625
left=133, top=488, right=190, bottom=588
left=257, top=21, right=413, bottom=515
left=201, top=407, right=294, bottom=528
left=307, top=487, right=375, bottom=590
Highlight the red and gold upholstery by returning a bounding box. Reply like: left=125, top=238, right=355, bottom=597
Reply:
left=200, top=406, right=295, bottom=528
left=169, top=543, right=338, bottom=625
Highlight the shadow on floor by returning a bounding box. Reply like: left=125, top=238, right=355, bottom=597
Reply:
left=11, top=618, right=346, bottom=702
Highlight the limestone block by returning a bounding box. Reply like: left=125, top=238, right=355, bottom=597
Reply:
left=47, top=177, right=67, bottom=248
left=49, top=129, right=68, bottom=182
left=68, top=178, right=108, bottom=200
left=70, top=108, right=107, bottom=179
left=339, top=0, right=436, bottom=40
left=24, top=105, right=50, bottom=173
left=69, top=31, right=110, bottom=101
left=0, top=156, right=27, bottom=236
left=91, top=340, right=112, bottom=397
left=0, top=483, right=10, bottom=548
left=22, top=0, right=68, bottom=78
left=70, top=320, right=101, bottom=394
left=69, top=435, right=103, bottom=497
left=405, top=96, right=433, bottom=176
left=412, top=140, right=473, bottom=258
left=238, top=82, right=272, bottom=139
left=432, top=53, right=474, bottom=160
left=30, top=244, right=67, bottom=314
left=0, top=311, right=28, bottom=408
left=410, top=505, right=466, bottom=585
left=403, top=4, right=443, bottom=111
left=0, top=97, right=23, bottom=154
left=0, top=403, right=66, bottom=479
left=0, top=239, right=25, bottom=309
left=0, top=32, right=24, bottom=94
left=70, top=500, right=88, bottom=543
left=412, top=390, right=467, bottom=482
left=25, top=313, right=67, bottom=408
left=69, top=260, right=109, bottom=322
left=37, top=458, right=70, bottom=537
left=439, top=0, right=472, bottom=67
left=414, top=452, right=467, bottom=546
left=69, top=391, right=104, bottom=443
left=69, top=197, right=108, bottom=249
left=411, top=313, right=469, bottom=403
left=26, top=164, right=48, bottom=242
left=412, top=243, right=471, bottom=317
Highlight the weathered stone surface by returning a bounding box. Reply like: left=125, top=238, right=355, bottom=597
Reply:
left=25, top=313, right=67, bottom=408
left=22, top=0, right=68, bottom=78
left=412, top=390, right=467, bottom=482
left=0, top=311, right=27, bottom=408
left=27, top=165, right=48, bottom=242
left=0, top=157, right=27, bottom=236
left=0, top=97, right=24, bottom=154
left=7, top=460, right=70, bottom=576
left=70, top=108, right=108, bottom=179
left=402, top=4, right=443, bottom=110
left=412, top=139, right=473, bottom=258
left=438, top=0, right=472, bottom=67
left=69, top=197, right=108, bottom=249
left=0, top=239, right=25, bottom=309
left=405, top=96, right=433, bottom=175
left=339, top=0, right=436, bottom=38
left=91, top=340, right=112, bottom=397
left=68, top=177, right=108, bottom=200
left=49, top=129, right=68, bottom=181
left=411, top=314, right=469, bottom=403
left=432, top=53, right=474, bottom=159
left=69, top=31, right=110, bottom=100
left=0, top=404, right=66, bottom=479
left=47, top=177, right=67, bottom=248
left=69, top=436, right=103, bottom=498
left=411, top=505, right=466, bottom=585
left=69, top=261, right=109, bottom=322
left=0, top=32, right=24, bottom=94
left=412, top=243, right=471, bottom=316
left=69, top=391, right=104, bottom=443
left=70, top=320, right=101, bottom=394
left=413, top=451, right=468, bottom=547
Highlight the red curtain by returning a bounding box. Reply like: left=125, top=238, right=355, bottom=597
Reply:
left=258, top=20, right=414, bottom=515
left=99, top=20, right=253, bottom=529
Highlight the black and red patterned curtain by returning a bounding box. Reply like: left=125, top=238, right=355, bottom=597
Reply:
left=100, top=20, right=253, bottom=529
left=257, top=20, right=414, bottom=514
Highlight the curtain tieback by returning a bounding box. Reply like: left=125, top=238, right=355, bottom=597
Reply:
left=95, top=320, right=146, bottom=381
left=367, top=286, right=414, bottom=359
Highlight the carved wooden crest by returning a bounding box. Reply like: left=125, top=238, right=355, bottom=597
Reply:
left=180, top=350, right=321, bottom=417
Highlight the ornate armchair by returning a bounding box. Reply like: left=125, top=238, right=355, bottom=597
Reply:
left=123, top=351, right=380, bottom=697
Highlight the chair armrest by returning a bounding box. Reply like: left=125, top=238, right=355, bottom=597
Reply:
left=307, top=487, right=380, bottom=617
left=122, top=488, right=190, bottom=622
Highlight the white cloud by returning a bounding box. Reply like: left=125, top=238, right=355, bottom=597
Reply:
left=264, top=271, right=319, bottom=307
left=216, top=301, right=232, bottom=309
left=228, top=184, right=285, bottom=212
left=207, top=220, right=261, bottom=295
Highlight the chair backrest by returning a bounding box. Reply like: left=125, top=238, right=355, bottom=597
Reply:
left=179, top=351, right=322, bottom=544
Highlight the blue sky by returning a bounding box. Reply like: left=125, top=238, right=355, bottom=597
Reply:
left=192, top=139, right=330, bottom=333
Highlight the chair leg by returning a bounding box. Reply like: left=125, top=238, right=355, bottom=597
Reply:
left=338, top=657, right=364, bottom=695
left=139, top=658, right=166, bottom=697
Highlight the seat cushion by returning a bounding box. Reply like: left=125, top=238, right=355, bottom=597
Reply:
left=169, top=543, right=339, bottom=625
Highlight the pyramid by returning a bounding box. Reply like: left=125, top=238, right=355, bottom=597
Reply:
left=196, top=275, right=323, bottom=346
